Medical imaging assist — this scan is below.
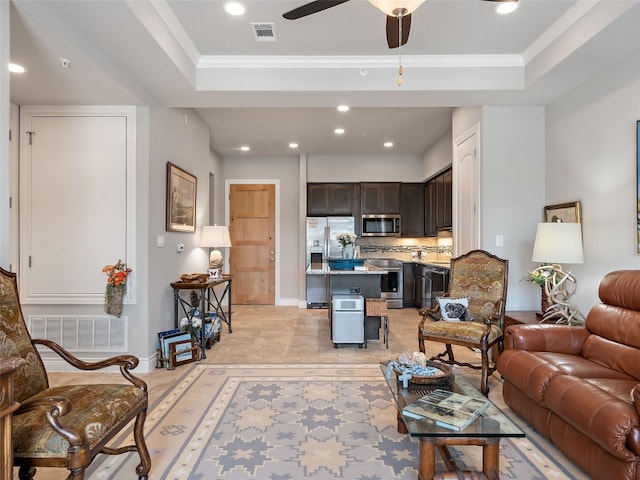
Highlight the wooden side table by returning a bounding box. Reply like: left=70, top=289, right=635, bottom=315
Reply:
left=170, top=275, right=233, bottom=360
left=504, top=310, right=542, bottom=327
left=0, top=356, right=25, bottom=479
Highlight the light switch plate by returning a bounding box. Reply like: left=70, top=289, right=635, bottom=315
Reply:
left=495, top=235, right=504, bottom=247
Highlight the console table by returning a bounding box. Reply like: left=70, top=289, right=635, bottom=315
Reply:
left=170, top=275, right=232, bottom=359
left=1, top=356, right=25, bottom=479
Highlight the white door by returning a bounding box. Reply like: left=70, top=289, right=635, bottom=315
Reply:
left=19, top=107, right=135, bottom=303
left=454, top=126, right=480, bottom=256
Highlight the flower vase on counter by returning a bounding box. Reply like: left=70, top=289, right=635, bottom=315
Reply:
left=342, top=244, right=355, bottom=259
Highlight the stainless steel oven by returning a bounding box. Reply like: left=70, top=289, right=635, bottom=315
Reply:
left=367, top=259, right=403, bottom=308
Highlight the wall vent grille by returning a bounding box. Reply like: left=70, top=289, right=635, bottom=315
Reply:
left=251, top=23, right=277, bottom=42
left=27, top=315, right=128, bottom=352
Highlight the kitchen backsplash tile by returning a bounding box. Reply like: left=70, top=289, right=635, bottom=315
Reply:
left=357, top=235, right=453, bottom=262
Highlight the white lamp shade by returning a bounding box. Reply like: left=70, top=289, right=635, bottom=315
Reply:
left=200, top=225, right=232, bottom=248
left=368, top=0, right=426, bottom=16
left=532, top=222, right=584, bottom=264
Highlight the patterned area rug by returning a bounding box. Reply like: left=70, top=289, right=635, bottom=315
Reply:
left=89, top=364, right=587, bottom=479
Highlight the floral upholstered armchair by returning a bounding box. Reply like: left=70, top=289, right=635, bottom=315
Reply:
left=418, top=250, right=508, bottom=395
left=0, top=267, right=150, bottom=480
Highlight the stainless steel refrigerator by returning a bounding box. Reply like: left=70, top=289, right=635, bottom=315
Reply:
left=306, top=216, right=355, bottom=265
left=306, top=216, right=355, bottom=308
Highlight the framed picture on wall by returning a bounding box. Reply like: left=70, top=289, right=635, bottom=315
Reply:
left=544, top=201, right=582, bottom=223
left=166, top=162, right=197, bottom=232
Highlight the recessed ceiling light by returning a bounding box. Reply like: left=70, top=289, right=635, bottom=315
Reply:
left=9, top=63, right=25, bottom=73
left=289, top=142, right=298, bottom=148
left=496, top=1, right=518, bottom=14
left=384, top=142, right=394, bottom=148
left=337, top=105, right=350, bottom=112
left=224, top=1, right=246, bottom=16
left=240, top=146, right=250, bottom=151
left=334, top=128, right=345, bottom=135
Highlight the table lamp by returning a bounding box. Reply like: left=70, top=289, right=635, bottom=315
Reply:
left=531, top=222, right=585, bottom=325
left=200, top=225, right=232, bottom=279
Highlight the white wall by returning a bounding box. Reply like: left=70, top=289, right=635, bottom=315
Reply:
left=146, top=107, right=213, bottom=362
left=546, top=47, right=640, bottom=314
left=481, top=106, right=546, bottom=311
left=0, top=1, right=9, bottom=268
left=452, top=106, right=546, bottom=311
left=422, top=130, right=453, bottom=180
left=221, top=155, right=301, bottom=304
left=307, top=154, right=423, bottom=182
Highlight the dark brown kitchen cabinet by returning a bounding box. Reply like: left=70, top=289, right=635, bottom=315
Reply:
left=438, top=168, right=452, bottom=229
left=424, top=166, right=452, bottom=235
left=361, top=182, right=400, bottom=214
left=424, top=180, right=437, bottom=237
left=403, top=262, right=416, bottom=307
left=307, top=183, right=357, bottom=216
left=400, top=183, right=424, bottom=237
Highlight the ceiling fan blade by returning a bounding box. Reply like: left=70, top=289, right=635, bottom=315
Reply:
left=386, top=14, right=411, bottom=49
left=283, top=0, right=351, bottom=20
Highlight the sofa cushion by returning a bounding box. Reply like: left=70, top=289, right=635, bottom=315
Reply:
left=545, top=375, right=640, bottom=461
left=496, top=350, right=566, bottom=404
left=535, top=351, right=635, bottom=380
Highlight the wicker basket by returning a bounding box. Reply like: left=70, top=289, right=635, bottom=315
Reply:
left=366, top=298, right=389, bottom=317
left=393, top=360, right=454, bottom=386
left=179, top=273, right=209, bottom=284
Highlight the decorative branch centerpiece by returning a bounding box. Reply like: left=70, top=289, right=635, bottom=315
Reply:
left=337, top=232, right=357, bottom=259
left=102, top=259, right=131, bottom=317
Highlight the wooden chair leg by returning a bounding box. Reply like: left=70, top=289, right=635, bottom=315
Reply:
left=445, top=343, right=455, bottom=363
left=134, top=410, right=152, bottom=479
left=18, top=467, right=36, bottom=480
left=480, top=349, right=490, bottom=396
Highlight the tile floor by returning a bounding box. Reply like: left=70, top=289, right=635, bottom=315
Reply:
left=50, top=305, right=428, bottom=405
left=34, top=305, right=478, bottom=480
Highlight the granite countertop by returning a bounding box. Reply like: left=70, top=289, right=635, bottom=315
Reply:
left=306, top=263, right=389, bottom=275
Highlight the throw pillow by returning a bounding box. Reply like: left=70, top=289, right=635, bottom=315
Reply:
left=437, top=297, right=473, bottom=321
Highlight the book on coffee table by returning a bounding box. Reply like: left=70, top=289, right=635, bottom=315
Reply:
left=402, top=389, right=490, bottom=431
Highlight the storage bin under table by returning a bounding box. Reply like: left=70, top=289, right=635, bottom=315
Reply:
left=331, top=294, right=365, bottom=347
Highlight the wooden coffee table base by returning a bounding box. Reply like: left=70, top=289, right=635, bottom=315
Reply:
left=418, top=437, right=500, bottom=480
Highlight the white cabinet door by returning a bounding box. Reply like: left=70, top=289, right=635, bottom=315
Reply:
left=20, top=107, right=136, bottom=303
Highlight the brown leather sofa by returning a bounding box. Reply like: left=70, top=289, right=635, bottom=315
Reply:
left=497, top=270, right=640, bottom=480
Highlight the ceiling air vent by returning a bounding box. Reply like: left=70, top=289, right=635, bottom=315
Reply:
left=251, top=23, right=277, bottom=42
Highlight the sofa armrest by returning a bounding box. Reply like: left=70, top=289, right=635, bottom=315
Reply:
left=504, top=324, right=590, bottom=354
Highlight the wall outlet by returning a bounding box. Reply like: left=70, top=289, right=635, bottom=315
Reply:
left=495, top=235, right=504, bottom=247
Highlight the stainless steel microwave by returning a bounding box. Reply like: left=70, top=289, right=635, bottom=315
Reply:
left=361, top=215, right=401, bottom=237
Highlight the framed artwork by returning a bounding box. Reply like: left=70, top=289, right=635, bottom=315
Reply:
left=166, top=162, right=197, bottom=232
left=544, top=201, right=582, bottom=223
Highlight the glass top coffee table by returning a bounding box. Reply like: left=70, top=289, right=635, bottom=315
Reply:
left=380, top=363, right=525, bottom=480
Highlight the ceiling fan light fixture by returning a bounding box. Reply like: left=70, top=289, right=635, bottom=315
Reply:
left=369, top=0, right=425, bottom=17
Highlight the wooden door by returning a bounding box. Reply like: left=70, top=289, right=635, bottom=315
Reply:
left=229, top=184, right=275, bottom=304
left=454, top=127, right=480, bottom=256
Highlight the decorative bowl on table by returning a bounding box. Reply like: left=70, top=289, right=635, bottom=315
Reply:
left=384, top=357, right=454, bottom=388
left=327, top=258, right=365, bottom=270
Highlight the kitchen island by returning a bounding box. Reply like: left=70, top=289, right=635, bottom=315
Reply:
left=306, top=262, right=388, bottom=300
left=307, top=262, right=389, bottom=344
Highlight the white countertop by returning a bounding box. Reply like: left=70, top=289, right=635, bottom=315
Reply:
left=306, top=263, right=388, bottom=275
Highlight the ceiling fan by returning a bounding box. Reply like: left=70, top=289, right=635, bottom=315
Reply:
left=283, top=0, right=519, bottom=49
